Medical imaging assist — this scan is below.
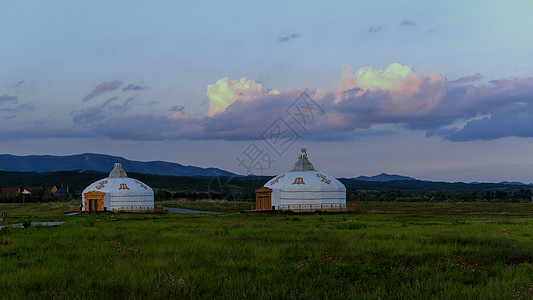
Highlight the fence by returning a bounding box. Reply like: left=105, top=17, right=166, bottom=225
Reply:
left=278, top=203, right=356, bottom=212
left=112, top=205, right=163, bottom=212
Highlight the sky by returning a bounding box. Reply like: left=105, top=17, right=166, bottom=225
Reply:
left=2, top=0, right=533, bottom=183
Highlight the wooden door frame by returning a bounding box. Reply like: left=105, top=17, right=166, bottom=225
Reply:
left=255, top=187, right=272, bottom=210
left=84, top=191, right=105, bottom=211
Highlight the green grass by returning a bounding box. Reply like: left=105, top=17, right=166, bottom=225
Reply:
left=157, top=199, right=254, bottom=212
left=1, top=201, right=533, bottom=299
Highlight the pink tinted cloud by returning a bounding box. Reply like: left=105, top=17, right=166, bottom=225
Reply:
left=334, top=63, right=446, bottom=121
left=82, top=80, right=123, bottom=102
left=69, top=64, right=533, bottom=142
left=168, top=111, right=189, bottom=120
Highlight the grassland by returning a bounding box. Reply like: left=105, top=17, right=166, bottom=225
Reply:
left=158, top=199, right=255, bottom=212
left=1, top=201, right=533, bottom=299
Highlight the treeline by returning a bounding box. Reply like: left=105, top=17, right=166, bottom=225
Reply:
left=0, top=171, right=267, bottom=203
left=0, top=189, right=76, bottom=203
left=0, top=171, right=270, bottom=195
left=2, top=170, right=533, bottom=203
left=349, top=188, right=533, bottom=203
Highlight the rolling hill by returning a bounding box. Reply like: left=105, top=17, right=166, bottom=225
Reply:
left=0, top=153, right=235, bottom=177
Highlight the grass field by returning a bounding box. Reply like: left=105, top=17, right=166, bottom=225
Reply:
left=1, top=201, right=533, bottom=299
left=157, top=199, right=255, bottom=212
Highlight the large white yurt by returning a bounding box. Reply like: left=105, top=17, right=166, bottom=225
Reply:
left=82, top=163, right=154, bottom=212
left=256, top=149, right=346, bottom=212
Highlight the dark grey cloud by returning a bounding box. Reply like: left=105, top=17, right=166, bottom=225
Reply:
left=111, top=96, right=136, bottom=113
left=15, top=81, right=25, bottom=87
left=368, top=26, right=382, bottom=34
left=1, top=104, right=33, bottom=114
left=123, top=83, right=148, bottom=91
left=103, top=96, right=119, bottom=105
left=400, top=19, right=416, bottom=26
left=278, top=33, right=301, bottom=43
left=451, top=73, right=482, bottom=84
left=171, top=105, right=185, bottom=112
left=82, top=80, right=123, bottom=102
left=426, top=79, right=533, bottom=141
left=73, top=96, right=120, bottom=125
left=0, top=95, right=18, bottom=103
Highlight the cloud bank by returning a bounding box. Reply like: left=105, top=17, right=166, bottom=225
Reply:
left=64, top=63, right=533, bottom=142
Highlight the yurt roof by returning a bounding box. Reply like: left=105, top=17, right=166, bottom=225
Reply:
left=266, top=171, right=345, bottom=192
left=82, top=163, right=153, bottom=196
left=265, top=149, right=345, bottom=191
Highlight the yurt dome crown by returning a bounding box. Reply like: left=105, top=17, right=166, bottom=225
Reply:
left=291, top=148, right=315, bottom=172
left=109, top=163, right=128, bottom=178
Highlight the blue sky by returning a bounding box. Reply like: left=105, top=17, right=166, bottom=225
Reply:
left=1, top=0, right=533, bottom=182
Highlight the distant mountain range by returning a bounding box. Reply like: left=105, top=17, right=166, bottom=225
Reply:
left=0, top=153, right=531, bottom=186
left=352, top=174, right=531, bottom=186
left=0, top=153, right=235, bottom=177
left=354, top=173, right=417, bottom=182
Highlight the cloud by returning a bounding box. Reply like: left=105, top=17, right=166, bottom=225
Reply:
left=73, top=96, right=120, bottom=125
left=59, top=64, right=533, bottom=143
left=82, top=80, right=123, bottom=102
left=15, top=81, right=25, bottom=87
left=451, top=73, right=482, bottom=84
left=171, top=105, right=185, bottom=112
left=400, top=19, right=416, bottom=26
left=426, top=78, right=533, bottom=141
left=367, top=26, right=382, bottom=34
left=206, top=77, right=279, bottom=116
left=0, top=95, right=18, bottom=103
left=168, top=111, right=189, bottom=120
left=103, top=96, right=119, bottom=105
left=335, top=63, right=446, bottom=118
left=278, top=33, right=301, bottom=43
left=197, top=65, right=533, bottom=142
left=111, top=96, right=136, bottom=113
left=123, top=83, right=148, bottom=91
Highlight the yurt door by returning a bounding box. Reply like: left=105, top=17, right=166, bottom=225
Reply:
left=84, top=191, right=105, bottom=212
left=89, top=199, right=96, bottom=211
left=255, top=187, right=272, bottom=210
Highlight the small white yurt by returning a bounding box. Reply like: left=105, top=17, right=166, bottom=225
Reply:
left=256, top=149, right=346, bottom=212
left=82, top=163, right=154, bottom=212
